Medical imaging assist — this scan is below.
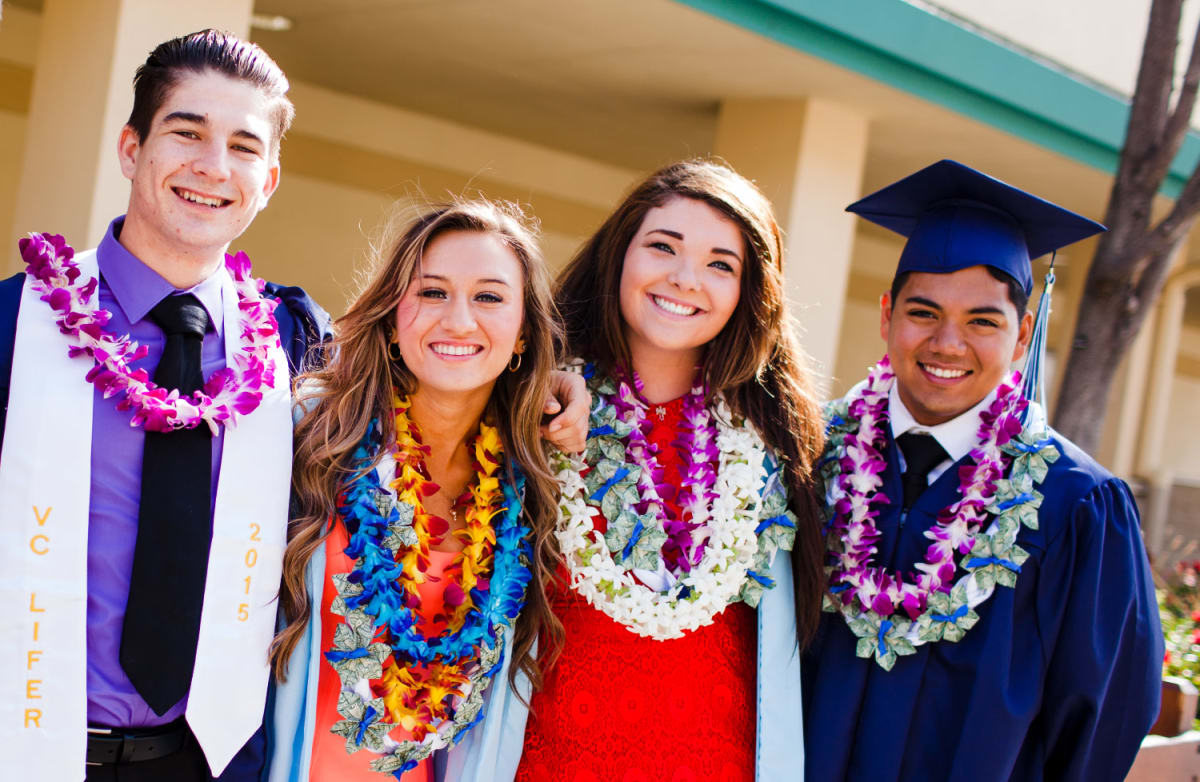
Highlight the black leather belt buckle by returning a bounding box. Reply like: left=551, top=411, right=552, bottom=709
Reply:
left=85, top=721, right=188, bottom=765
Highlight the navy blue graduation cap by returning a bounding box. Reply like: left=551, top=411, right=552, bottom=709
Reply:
left=846, top=159, right=1106, bottom=405
left=846, top=159, right=1104, bottom=294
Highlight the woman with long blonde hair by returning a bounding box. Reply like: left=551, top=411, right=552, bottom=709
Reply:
left=267, top=200, right=572, bottom=781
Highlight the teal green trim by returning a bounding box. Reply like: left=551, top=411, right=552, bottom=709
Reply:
left=678, top=0, right=1200, bottom=199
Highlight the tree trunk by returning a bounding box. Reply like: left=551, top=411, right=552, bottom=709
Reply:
left=1054, top=236, right=1181, bottom=453
left=1051, top=0, right=1200, bottom=454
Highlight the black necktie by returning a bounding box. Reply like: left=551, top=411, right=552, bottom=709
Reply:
left=896, top=431, right=949, bottom=511
left=120, top=293, right=214, bottom=715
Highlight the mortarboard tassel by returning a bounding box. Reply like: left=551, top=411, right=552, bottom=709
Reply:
left=1021, top=251, right=1056, bottom=406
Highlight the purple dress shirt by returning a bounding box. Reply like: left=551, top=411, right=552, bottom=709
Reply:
left=87, top=217, right=227, bottom=728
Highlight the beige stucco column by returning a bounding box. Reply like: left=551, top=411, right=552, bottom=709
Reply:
left=1106, top=303, right=1157, bottom=478
left=1138, top=262, right=1200, bottom=554
left=713, top=98, right=869, bottom=389
left=8, top=0, right=252, bottom=271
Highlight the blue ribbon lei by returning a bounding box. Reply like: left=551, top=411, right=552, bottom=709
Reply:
left=355, top=706, right=378, bottom=745
left=755, top=514, right=795, bottom=535
left=996, top=492, right=1035, bottom=511
left=746, top=569, right=774, bottom=587
left=620, top=518, right=644, bottom=562
left=589, top=467, right=630, bottom=502
left=1011, top=437, right=1054, bottom=453
left=324, top=647, right=370, bottom=663
left=966, top=555, right=1021, bottom=572
left=877, top=619, right=893, bottom=656
left=930, top=604, right=969, bottom=623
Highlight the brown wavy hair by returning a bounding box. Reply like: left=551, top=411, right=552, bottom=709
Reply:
left=556, top=159, right=827, bottom=644
left=270, top=199, right=564, bottom=690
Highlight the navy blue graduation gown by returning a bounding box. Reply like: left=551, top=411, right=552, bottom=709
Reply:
left=804, top=429, right=1163, bottom=782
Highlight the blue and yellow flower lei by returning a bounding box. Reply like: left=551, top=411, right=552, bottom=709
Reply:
left=325, top=396, right=533, bottom=777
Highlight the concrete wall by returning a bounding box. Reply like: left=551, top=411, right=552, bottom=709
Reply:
left=928, top=0, right=1200, bottom=102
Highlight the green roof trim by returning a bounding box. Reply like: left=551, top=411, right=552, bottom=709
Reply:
left=678, top=0, right=1200, bottom=198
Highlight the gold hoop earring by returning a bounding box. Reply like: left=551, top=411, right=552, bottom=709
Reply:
left=387, top=342, right=402, bottom=362
left=508, top=352, right=522, bottom=372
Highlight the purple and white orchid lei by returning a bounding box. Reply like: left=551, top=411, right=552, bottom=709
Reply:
left=821, top=355, right=1058, bottom=669
left=18, top=232, right=280, bottom=435
left=609, top=371, right=719, bottom=573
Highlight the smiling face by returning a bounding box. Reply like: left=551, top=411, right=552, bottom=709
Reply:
left=881, top=265, right=1033, bottom=426
left=393, top=230, right=525, bottom=403
left=117, top=69, right=281, bottom=269
left=618, top=197, right=744, bottom=371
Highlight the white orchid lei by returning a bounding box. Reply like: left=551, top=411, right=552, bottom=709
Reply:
left=820, top=355, right=1060, bottom=670
left=554, top=368, right=797, bottom=641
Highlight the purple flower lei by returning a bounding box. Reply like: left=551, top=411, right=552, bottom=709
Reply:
left=826, top=355, right=1028, bottom=620
left=18, top=232, right=280, bottom=434
left=608, top=369, right=719, bottom=574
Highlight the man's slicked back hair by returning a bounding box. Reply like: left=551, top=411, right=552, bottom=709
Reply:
left=127, top=29, right=294, bottom=153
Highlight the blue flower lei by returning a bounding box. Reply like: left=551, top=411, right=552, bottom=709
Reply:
left=324, top=417, right=534, bottom=775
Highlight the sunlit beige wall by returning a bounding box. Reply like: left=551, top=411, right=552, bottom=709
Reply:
left=0, top=110, right=25, bottom=249
left=0, top=5, right=634, bottom=315
left=1166, top=325, right=1200, bottom=483
left=928, top=0, right=1200, bottom=104
left=234, top=81, right=636, bottom=314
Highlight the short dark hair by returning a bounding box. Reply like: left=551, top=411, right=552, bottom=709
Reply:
left=127, top=29, right=294, bottom=153
left=889, top=266, right=1029, bottom=317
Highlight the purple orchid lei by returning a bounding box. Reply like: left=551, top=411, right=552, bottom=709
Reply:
left=18, top=232, right=280, bottom=435
left=610, top=369, right=719, bottom=573
left=825, top=355, right=1027, bottom=621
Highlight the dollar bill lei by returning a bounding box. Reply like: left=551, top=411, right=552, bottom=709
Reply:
left=324, top=395, right=532, bottom=777
left=821, top=356, right=1060, bottom=670
left=554, top=366, right=797, bottom=641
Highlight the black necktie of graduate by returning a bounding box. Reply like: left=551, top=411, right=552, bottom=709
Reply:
left=896, top=431, right=949, bottom=511
left=120, top=293, right=214, bottom=715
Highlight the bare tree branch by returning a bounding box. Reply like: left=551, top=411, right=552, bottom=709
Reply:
left=1160, top=10, right=1200, bottom=162
left=1124, top=0, right=1183, bottom=186
left=1127, top=158, right=1200, bottom=269
left=1133, top=234, right=1188, bottom=307
left=1055, top=0, right=1200, bottom=454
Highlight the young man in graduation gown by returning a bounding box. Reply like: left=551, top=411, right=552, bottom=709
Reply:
left=804, top=160, right=1163, bottom=782
left=0, top=32, right=329, bottom=781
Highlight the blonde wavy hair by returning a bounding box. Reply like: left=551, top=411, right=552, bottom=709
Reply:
left=270, top=199, right=564, bottom=691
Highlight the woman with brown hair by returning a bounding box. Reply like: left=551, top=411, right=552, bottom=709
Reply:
left=514, top=159, right=826, bottom=780
left=265, top=200, right=577, bottom=781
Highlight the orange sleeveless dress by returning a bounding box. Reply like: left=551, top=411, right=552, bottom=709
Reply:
left=308, top=522, right=458, bottom=782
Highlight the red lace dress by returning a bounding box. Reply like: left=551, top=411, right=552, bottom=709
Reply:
left=517, top=396, right=758, bottom=782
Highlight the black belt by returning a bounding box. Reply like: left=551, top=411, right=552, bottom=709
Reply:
left=85, top=719, right=189, bottom=765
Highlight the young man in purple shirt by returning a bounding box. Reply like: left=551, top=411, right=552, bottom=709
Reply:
left=0, top=30, right=584, bottom=782
left=0, top=31, right=323, bottom=782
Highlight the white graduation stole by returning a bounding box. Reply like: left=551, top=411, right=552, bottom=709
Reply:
left=0, top=250, right=291, bottom=779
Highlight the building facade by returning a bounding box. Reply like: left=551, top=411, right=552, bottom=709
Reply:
left=1, top=0, right=1197, bottom=562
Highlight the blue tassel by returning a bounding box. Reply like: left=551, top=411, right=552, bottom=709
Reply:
left=1021, top=253, right=1056, bottom=407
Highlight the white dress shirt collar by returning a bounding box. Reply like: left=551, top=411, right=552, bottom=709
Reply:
left=888, top=383, right=998, bottom=471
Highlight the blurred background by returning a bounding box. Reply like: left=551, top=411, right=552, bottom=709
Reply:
left=0, top=0, right=1197, bottom=601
